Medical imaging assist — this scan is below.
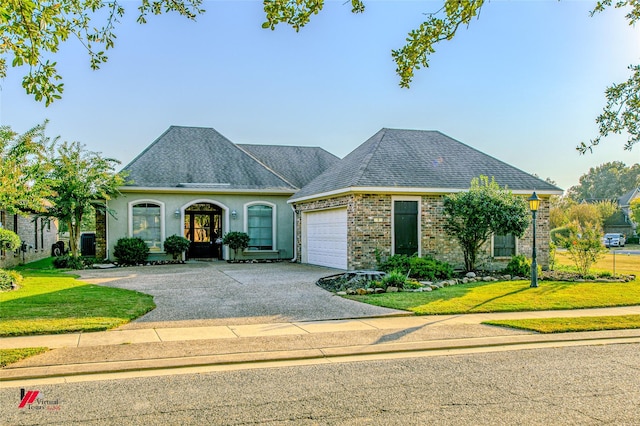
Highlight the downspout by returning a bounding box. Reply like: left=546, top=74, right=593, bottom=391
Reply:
left=290, top=204, right=297, bottom=262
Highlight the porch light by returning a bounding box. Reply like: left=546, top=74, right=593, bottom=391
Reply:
left=528, top=192, right=540, bottom=288
left=174, top=209, right=180, bottom=217
left=231, top=210, right=238, bottom=219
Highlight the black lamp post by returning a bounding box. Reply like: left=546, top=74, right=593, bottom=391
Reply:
left=528, top=192, right=540, bottom=288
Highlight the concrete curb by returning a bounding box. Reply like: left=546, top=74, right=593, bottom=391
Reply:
left=4, top=329, right=640, bottom=383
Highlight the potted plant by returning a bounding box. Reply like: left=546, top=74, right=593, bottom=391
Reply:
left=222, top=231, right=250, bottom=260
left=164, top=235, right=191, bottom=260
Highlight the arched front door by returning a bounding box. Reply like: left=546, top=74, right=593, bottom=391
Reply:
left=184, top=203, right=223, bottom=259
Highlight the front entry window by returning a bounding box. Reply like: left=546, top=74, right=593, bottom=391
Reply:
left=132, top=203, right=162, bottom=252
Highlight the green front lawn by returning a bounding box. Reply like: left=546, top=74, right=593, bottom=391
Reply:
left=1, top=258, right=155, bottom=337
left=484, top=315, right=640, bottom=334
left=346, top=279, right=640, bottom=315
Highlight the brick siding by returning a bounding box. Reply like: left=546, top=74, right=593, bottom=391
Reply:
left=293, top=193, right=551, bottom=271
left=0, top=211, right=60, bottom=268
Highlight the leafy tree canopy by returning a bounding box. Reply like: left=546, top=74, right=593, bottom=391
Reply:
left=44, top=140, right=126, bottom=257
left=1, top=0, right=203, bottom=105
left=0, top=123, right=52, bottom=215
left=631, top=198, right=640, bottom=225
left=567, top=161, right=640, bottom=201
left=443, top=175, right=530, bottom=272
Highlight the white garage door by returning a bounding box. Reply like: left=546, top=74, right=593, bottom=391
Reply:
left=305, top=208, right=348, bottom=270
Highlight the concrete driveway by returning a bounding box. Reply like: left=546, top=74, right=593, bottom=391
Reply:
left=76, top=261, right=405, bottom=328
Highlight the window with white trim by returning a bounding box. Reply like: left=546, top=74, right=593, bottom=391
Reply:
left=132, top=202, right=162, bottom=252
left=246, top=204, right=274, bottom=250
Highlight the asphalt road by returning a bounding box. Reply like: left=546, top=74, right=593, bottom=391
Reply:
left=3, top=343, right=640, bottom=425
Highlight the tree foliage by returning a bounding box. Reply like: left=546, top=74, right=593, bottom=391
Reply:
left=1, top=0, right=203, bottom=105
left=443, top=175, right=530, bottom=272
left=0, top=123, right=52, bottom=215
left=558, top=221, right=608, bottom=276
left=44, top=141, right=126, bottom=258
left=567, top=161, right=640, bottom=201
left=631, top=198, right=640, bottom=225
left=222, top=231, right=250, bottom=260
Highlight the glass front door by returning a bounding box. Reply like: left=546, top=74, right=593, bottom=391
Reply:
left=185, top=203, right=222, bottom=259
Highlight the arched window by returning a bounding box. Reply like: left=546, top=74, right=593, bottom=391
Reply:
left=131, top=202, right=163, bottom=252
left=246, top=204, right=274, bottom=250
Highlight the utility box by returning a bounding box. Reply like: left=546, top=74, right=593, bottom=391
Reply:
left=80, top=233, right=96, bottom=256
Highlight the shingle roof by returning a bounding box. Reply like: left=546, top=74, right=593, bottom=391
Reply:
left=122, top=126, right=296, bottom=190
left=238, top=144, right=340, bottom=188
left=291, top=128, right=563, bottom=200
left=618, top=187, right=639, bottom=206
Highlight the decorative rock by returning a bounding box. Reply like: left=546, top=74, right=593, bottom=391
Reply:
left=336, top=291, right=347, bottom=296
left=346, top=288, right=357, bottom=295
left=462, top=277, right=469, bottom=284
left=375, top=288, right=386, bottom=294
left=356, top=288, right=368, bottom=295
left=419, top=281, right=433, bottom=286
left=386, top=286, right=399, bottom=293
left=422, top=286, right=432, bottom=292
left=482, top=276, right=493, bottom=282
left=466, top=272, right=476, bottom=278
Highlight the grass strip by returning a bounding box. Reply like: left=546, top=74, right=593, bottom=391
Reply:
left=0, top=347, right=48, bottom=367
left=484, top=315, right=640, bottom=333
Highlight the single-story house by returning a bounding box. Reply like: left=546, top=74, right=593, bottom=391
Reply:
left=99, top=126, right=339, bottom=261
left=288, top=128, right=563, bottom=271
left=0, top=210, right=59, bottom=268
left=100, top=126, right=562, bottom=271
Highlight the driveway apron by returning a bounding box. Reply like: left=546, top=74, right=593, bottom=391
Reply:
left=76, top=262, right=404, bottom=326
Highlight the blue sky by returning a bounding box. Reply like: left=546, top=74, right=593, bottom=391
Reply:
left=2, top=0, right=639, bottom=191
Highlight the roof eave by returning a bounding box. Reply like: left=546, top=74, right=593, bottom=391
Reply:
left=289, top=186, right=564, bottom=204
left=121, top=186, right=297, bottom=195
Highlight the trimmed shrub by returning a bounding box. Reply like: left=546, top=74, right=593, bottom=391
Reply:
left=164, top=235, right=191, bottom=259
left=503, top=254, right=531, bottom=277
left=222, top=231, right=250, bottom=260
left=0, top=269, right=22, bottom=291
left=409, top=256, right=454, bottom=281
left=53, top=255, right=85, bottom=270
left=627, top=235, right=639, bottom=245
left=0, top=228, right=21, bottom=251
left=113, top=237, right=149, bottom=266
left=381, top=270, right=407, bottom=289
left=378, top=254, right=411, bottom=275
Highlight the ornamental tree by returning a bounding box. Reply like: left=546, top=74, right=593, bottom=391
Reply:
left=44, top=141, right=126, bottom=258
left=443, top=175, right=530, bottom=272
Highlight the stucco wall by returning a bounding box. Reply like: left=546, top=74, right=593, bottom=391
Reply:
left=105, top=191, right=294, bottom=261
left=293, top=193, right=552, bottom=271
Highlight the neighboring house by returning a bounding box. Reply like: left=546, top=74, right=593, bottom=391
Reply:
left=99, top=126, right=339, bottom=261
left=288, top=128, right=563, bottom=271
left=616, top=187, right=639, bottom=236
left=0, top=210, right=59, bottom=268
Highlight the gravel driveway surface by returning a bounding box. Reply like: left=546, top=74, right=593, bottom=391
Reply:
left=76, top=261, right=405, bottom=327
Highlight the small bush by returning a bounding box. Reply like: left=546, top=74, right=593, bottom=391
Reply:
left=381, top=270, right=408, bottom=289
left=222, top=232, right=250, bottom=259
left=409, top=256, right=454, bottom=281
left=113, top=237, right=149, bottom=266
left=164, top=235, right=191, bottom=259
left=503, top=254, right=531, bottom=277
left=550, top=226, right=571, bottom=244
left=52, top=255, right=85, bottom=270
left=378, top=255, right=411, bottom=275
left=0, top=269, right=22, bottom=291
left=627, top=236, right=639, bottom=244
left=0, top=229, right=21, bottom=251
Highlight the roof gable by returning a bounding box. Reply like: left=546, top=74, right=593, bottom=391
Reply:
left=291, top=128, right=563, bottom=200
left=122, top=126, right=295, bottom=190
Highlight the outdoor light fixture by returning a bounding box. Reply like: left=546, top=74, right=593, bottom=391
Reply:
left=528, top=192, right=540, bottom=288
left=174, top=209, right=180, bottom=217
left=231, top=210, right=238, bottom=219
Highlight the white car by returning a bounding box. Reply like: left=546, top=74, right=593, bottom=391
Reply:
left=603, top=233, right=626, bottom=247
